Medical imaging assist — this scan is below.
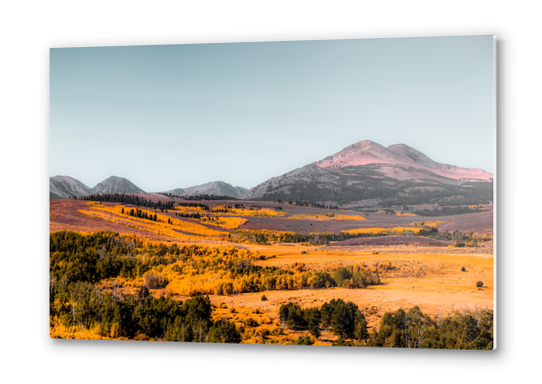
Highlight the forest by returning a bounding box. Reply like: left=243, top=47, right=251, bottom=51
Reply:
left=50, top=231, right=381, bottom=299
left=50, top=283, right=240, bottom=342
left=280, top=300, right=493, bottom=349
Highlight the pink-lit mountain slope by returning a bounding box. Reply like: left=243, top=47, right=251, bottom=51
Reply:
left=314, top=140, right=492, bottom=182
left=244, top=140, right=493, bottom=210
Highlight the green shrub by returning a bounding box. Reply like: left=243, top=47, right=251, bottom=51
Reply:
left=294, top=335, right=313, bottom=345
left=244, top=318, right=258, bottom=327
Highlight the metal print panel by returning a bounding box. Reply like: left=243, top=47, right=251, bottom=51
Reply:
left=50, top=35, right=495, bottom=349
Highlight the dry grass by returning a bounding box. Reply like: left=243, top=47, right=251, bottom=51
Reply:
left=287, top=213, right=366, bottom=221
left=78, top=202, right=229, bottom=240
left=247, top=246, right=493, bottom=327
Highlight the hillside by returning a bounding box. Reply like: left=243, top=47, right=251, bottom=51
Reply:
left=244, top=140, right=493, bottom=212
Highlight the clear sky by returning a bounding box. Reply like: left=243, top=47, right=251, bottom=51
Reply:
left=50, top=35, right=494, bottom=191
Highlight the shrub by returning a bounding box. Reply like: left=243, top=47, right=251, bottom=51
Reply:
left=134, top=334, right=149, bottom=341
left=244, top=318, right=258, bottom=327
left=332, top=337, right=354, bottom=347
left=476, top=281, right=484, bottom=288
left=142, top=271, right=168, bottom=289
left=261, top=294, right=268, bottom=301
left=294, top=335, right=313, bottom=345
left=256, top=328, right=270, bottom=339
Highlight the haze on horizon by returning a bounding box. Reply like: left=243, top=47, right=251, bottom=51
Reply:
left=50, top=35, right=494, bottom=191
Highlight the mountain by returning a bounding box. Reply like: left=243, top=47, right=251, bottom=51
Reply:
left=92, top=176, right=146, bottom=194
left=315, top=141, right=493, bottom=181
left=167, top=181, right=248, bottom=199
left=50, top=176, right=93, bottom=200
left=244, top=140, right=493, bottom=210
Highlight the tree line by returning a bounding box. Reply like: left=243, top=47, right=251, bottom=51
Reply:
left=279, top=300, right=493, bottom=349
left=274, top=199, right=340, bottom=210
left=365, top=306, right=493, bottom=349
left=82, top=193, right=176, bottom=210
left=231, top=226, right=438, bottom=245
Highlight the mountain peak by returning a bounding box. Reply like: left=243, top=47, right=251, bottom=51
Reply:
left=313, top=140, right=493, bottom=181
left=313, top=139, right=492, bottom=181
left=314, top=140, right=405, bottom=169
left=166, top=180, right=248, bottom=199
left=92, top=176, right=146, bottom=194
left=351, top=139, right=383, bottom=147
left=245, top=139, right=493, bottom=204
left=102, top=175, right=126, bottom=182
left=50, top=175, right=93, bottom=199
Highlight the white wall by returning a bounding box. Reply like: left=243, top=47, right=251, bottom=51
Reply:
left=1, top=1, right=539, bottom=382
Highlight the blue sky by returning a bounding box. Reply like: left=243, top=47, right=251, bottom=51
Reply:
left=50, top=35, right=494, bottom=191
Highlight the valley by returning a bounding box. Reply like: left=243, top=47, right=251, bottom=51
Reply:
left=49, top=139, right=494, bottom=348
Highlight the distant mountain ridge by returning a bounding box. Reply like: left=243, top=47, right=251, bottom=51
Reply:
left=50, top=140, right=493, bottom=209
left=49, top=175, right=146, bottom=200
left=166, top=181, right=248, bottom=199
left=50, top=176, right=247, bottom=200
